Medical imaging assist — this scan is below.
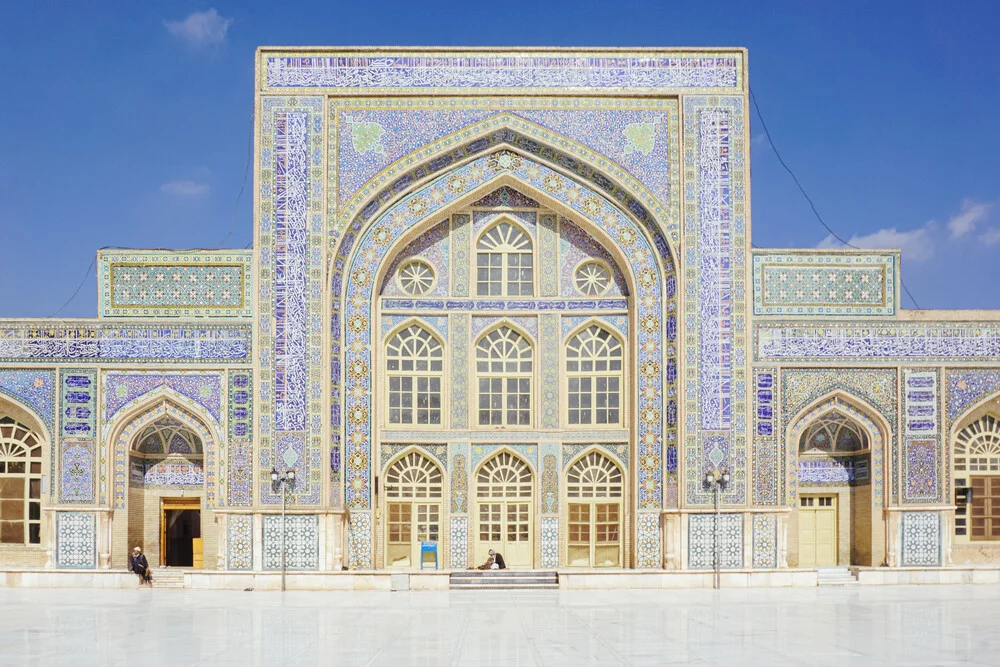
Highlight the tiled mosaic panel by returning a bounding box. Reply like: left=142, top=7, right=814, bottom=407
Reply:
left=757, top=323, right=1000, bottom=362
left=636, top=512, right=660, bottom=568
left=450, top=450, right=468, bottom=514
left=262, top=515, right=319, bottom=570
left=0, top=324, right=250, bottom=364
left=688, top=514, right=743, bottom=569
left=901, top=512, right=941, bottom=567
left=99, top=251, right=254, bottom=318
left=227, top=371, right=253, bottom=507
left=799, top=458, right=869, bottom=484
left=682, top=96, right=747, bottom=507
left=59, top=370, right=96, bottom=438
left=258, top=96, right=325, bottom=507
left=450, top=517, right=468, bottom=569
left=227, top=515, right=253, bottom=570
left=265, top=51, right=742, bottom=93
left=945, top=369, right=1000, bottom=426
left=752, top=251, right=898, bottom=316
left=904, top=370, right=938, bottom=436
left=0, top=370, right=55, bottom=432
left=60, top=441, right=95, bottom=503
left=380, top=220, right=450, bottom=298
left=336, top=152, right=672, bottom=512
left=56, top=512, right=96, bottom=569
left=752, top=514, right=778, bottom=569
left=104, top=373, right=223, bottom=422
left=540, top=314, right=559, bottom=430
left=450, top=314, right=469, bottom=428
left=752, top=369, right=778, bottom=505
left=540, top=446, right=558, bottom=515
left=904, top=441, right=937, bottom=501
left=541, top=517, right=558, bottom=568
left=348, top=512, right=372, bottom=569
left=559, top=218, right=628, bottom=298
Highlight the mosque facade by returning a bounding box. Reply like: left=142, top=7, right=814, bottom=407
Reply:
left=1, top=47, right=997, bottom=582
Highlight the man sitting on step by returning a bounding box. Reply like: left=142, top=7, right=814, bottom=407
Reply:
left=475, top=549, right=507, bottom=570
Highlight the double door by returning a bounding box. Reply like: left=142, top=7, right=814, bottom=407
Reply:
left=386, top=502, right=440, bottom=567
left=567, top=502, right=621, bottom=567
left=798, top=495, right=837, bottom=567
left=476, top=500, right=531, bottom=567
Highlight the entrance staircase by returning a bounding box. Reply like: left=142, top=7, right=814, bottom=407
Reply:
left=450, top=570, right=558, bottom=590
left=816, top=567, right=858, bottom=587
left=153, top=570, right=186, bottom=589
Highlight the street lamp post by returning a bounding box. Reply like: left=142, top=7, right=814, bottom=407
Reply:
left=270, top=469, right=297, bottom=592
left=703, top=469, right=730, bottom=590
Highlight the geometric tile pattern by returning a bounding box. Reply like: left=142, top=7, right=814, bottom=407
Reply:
left=98, top=250, right=254, bottom=318
left=59, top=370, right=96, bottom=438
left=348, top=512, right=372, bottom=570
left=904, top=441, right=938, bottom=503
left=450, top=517, right=468, bottom=569
left=263, top=515, right=319, bottom=570
left=752, top=369, right=778, bottom=505
left=103, top=372, right=223, bottom=423
left=901, top=512, right=941, bottom=567
left=56, top=512, right=96, bottom=569
left=689, top=513, right=743, bottom=570
left=636, top=513, right=661, bottom=569
left=541, top=517, right=559, bottom=569
left=945, top=369, right=1000, bottom=424
left=751, top=514, right=778, bottom=569
left=226, top=371, right=253, bottom=507
left=0, top=323, right=251, bottom=364
left=904, top=370, right=938, bottom=436
left=263, top=51, right=743, bottom=93
left=683, top=96, right=747, bottom=508
left=257, top=96, right=325, bottom=508
left=0, top=370, right=55, bottom=433
left=752, top=250, right=898, bottom=317
left=60, top=440, right=95, bottom=503
left=227, top=515, right=253, bottom=570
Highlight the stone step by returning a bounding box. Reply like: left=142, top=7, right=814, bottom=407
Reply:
left=450, top=583, right=560, bottom=590
left=153, top=571, right=186, bottom=589
left=449, top=570, right=558, bottom=590
left=816, top=568, right=858, bottom=586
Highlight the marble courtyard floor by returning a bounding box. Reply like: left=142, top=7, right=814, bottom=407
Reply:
left=0, top=585, right=998, bottom=666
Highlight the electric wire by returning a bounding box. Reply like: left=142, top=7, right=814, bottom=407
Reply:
left=749, top=87, right=922, bottom=309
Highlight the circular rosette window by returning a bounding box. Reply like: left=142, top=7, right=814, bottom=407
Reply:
left=574, top=261, right=611, bottom=296
left=398, top=259, right=436, bottom=296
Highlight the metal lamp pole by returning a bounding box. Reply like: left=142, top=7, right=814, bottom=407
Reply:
left=270, top=469, right=296, bottom=592
left=703, top=469, right=730, bottom=590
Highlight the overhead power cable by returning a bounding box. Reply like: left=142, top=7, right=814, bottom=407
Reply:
left=749, top=88, right=922, bottom=310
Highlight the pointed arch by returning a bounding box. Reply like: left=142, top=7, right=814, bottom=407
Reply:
left=0, top=394, right=51, bottom=444
left=475, top=216, right=535, bottom=297
left=382, top=321, right=446, bottom=428
left=107, top=387, right=222, bottom=510
left=382, top=447, right=445, bottom=499
left=786, top=390, right=890, bottom=509
left=563, top=317, right=627, bottom=347
left=564, top=322, right=625, bottom=428
left=474, top=324, right=535, bottom=428
left=474, top=448, right=535, bottom=496
left=565, top=448, right=626, bottom=498
left=950, top=390, right=1000, bottom=438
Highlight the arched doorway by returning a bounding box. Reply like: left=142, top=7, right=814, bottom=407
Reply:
left=954, top=413, right=1000, bottom=543
left=788, top=395, right=884, bottom=568
left=475, top=451, right=533, bottom=567
left=383, top=451, right=443, bottom=567
left=565, top=451, right=624, bottom=567
left=126, top=414, right=207, bottom=568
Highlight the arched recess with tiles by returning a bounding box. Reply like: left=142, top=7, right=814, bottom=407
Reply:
left=331, top=124, right=679, bottom=569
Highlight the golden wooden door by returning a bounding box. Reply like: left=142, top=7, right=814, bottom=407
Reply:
left=798, top=495, right=837, bottom=567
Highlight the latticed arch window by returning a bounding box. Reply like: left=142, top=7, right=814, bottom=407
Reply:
left=385, top=452, right=443, bottom=499
left=566, top=325, right=623, bottom=426
left=799, top=412, right=869, bottom=454
left=566, top=451, right=622, bottom=567
left=476, top=327, right=533, bottom=426
left=567, top=451, right=624, bottom=498
left=0, top=417, right=42, bottom=545
left=385, top=325, right=444, bottom=425
left=955, top=414, right=1000, bottom=541
left=476, top=452, right=532, bottom=498
left=476, top=221, right=533, bottom=296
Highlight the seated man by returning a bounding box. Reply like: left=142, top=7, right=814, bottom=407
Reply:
left=475, top=549, right=507, bottom=570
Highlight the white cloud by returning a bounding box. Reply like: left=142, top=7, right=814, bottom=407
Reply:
left=817, top=225, right=935, bottom=262
left=161, top=180, right=210, bottom=198
left=164, top=9, right=232, bottom=49
left=947, top=199, right=992, bottom=239
left=979, top=228, right=1000, bottom=246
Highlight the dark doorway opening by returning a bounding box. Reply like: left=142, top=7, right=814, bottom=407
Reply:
left=164, top=509, right=201, bottom=567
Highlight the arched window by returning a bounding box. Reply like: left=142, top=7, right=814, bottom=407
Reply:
left=0, top=416, right=42, bottom=545
left=136, top=417, right=203, bottom=455
left=384, top=451, right=443, bottom=567
left=476, top=221, right=533, bottom=296
left=476, top=327, right=533, bottom=426
left=476, top=451, right=532, bottom=498
left=385, top=325, right=444, bottom=425
left=385, top=451, right=443, bottom=499
left=955, top=414, right=1000, bottom=541
left=566, top=325, right=623, bottom=426
left=566, top=451, right=623, bottom=567
left=799, top=413, right=869, bottom=454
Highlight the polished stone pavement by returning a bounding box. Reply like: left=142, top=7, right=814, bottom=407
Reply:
left=1, top=585, right=998, bottom=666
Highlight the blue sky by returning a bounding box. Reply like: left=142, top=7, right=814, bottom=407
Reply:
left=0, top=1, right=997, bottom=317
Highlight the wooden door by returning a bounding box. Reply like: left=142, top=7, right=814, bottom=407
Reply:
left=798, top=495, right=837, bottom=567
